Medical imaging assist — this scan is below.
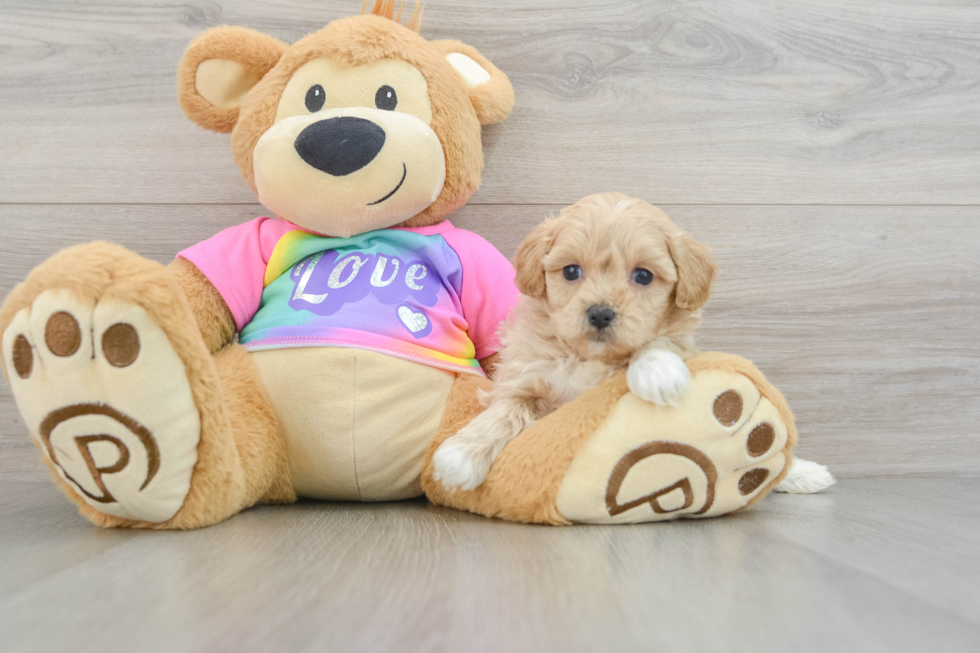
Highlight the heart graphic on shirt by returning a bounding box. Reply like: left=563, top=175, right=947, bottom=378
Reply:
left=397, top=305, right=432, bottom=339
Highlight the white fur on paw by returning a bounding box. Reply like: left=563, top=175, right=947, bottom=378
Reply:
left=2, top=290, right=200, bottom=522
left=432, top=436, right=493, bottom=492
left=774, top=457, right=836, bottom=494
left=627, top=349, right=691, bottom=406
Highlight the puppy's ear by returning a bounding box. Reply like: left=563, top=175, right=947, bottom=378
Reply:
left=514, top=218, right=558, bottom=299
left=667, top=234, right=718, bottom=311
left=432, top=40, right=515, bottom=125
left=178, top=26, right=287, bottom=133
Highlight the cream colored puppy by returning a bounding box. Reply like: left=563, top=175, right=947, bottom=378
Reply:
left=434, top=193, right=717, bottom=491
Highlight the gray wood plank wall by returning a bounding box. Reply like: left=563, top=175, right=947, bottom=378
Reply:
left=1, top=0, right=978, bottom=481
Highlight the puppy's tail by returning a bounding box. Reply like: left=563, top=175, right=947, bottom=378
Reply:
left=774, top=457, right=836, bottom=494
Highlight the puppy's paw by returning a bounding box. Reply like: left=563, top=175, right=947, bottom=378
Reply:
left=627, top=349, right=691, bottom=407
left=432, top=433, right=494, bottom=492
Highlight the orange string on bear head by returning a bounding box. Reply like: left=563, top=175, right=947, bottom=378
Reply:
left=361, top=0, right=424, bottom=33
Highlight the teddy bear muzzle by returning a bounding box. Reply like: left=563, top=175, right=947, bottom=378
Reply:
left=253, top=106, right=447, bottom=238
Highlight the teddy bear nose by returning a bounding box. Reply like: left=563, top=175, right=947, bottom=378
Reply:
left=294, top=116, right=386, bottom=176
left=587, top=305, right=616, bottom=330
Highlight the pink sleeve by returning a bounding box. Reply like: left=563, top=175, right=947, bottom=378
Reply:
left=443, top=228, right=520, bottom=360
left=176, top=217, right=292, bottom=331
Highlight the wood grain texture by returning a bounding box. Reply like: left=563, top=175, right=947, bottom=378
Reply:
left=0, top=0, right=978, bottom=205
left=1, top=2, right=979, bottom=649
left=1, top=477, right=979, bottom=653
left=1, top=203, right=977, bottom=481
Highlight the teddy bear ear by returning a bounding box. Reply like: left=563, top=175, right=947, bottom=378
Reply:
left=177, top=26, right=287, bottom=133
left=431, top=40, right=515, bottom=125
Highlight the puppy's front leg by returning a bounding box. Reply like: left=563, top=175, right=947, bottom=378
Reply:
left=627, top=347, right=691, bottom=407
left=433, top=399, right=534, bottom=491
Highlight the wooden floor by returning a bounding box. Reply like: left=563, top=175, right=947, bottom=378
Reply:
left=1, top=1, right=978, bottom=650
left=1, top=476, right=979, bottom=652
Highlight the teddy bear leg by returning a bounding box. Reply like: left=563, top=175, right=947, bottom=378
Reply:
left=422, top=353, right=796, bottom=525
left=0, top=242, right=292, bottom=529
left=209, top=343, right=296, bottom=508
left=421, top=372, right=618, bottom=524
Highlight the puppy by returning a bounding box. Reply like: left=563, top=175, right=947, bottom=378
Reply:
left=433, top=192, right=717, bottom=491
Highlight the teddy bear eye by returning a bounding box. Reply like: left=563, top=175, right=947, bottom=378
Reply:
left=563, top=265, right=582, bottom=281
left=632, top=268, right=654, bottom=285
left=375, top=85, right=398, bottom=111
left=305, top=85, right=326, bottom=112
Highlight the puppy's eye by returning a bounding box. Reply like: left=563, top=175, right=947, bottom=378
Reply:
left=563, top=265, right=582, bottom=281
left=632, top=268, right=654, bottom=285
left=305, top=85, right=326, bottom=112
left=375, top=85, right=398, bottom=111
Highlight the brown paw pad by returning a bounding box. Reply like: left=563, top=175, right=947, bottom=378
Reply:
left=12, top=334, right=33, bottom=379
left=713, top=390, right=743, bottom=426
left=45, top=311, right=81, bottom=357
left=746, top=423, right=775, bottom=457
left=738, top=468, right=769, bottom=495
left=102, top=323, right=140, bottom=368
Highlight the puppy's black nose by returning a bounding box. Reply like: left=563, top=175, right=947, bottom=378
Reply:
left=587, top=305, right=616, bottom=330
left=294, top=117, right=386, bottom=176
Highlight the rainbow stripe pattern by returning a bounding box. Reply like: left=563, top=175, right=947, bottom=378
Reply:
left=239, top=228, right=483, bottom=374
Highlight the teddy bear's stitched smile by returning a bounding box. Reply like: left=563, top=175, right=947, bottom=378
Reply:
left=368, top=163, right=408, bottom=206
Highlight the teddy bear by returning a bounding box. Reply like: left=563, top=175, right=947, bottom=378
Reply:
left=0, top=2, right=798, bottom=529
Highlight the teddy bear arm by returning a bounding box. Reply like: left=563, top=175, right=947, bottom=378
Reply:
left=167, top=258, right=236, bottom=353
left=478, top=352, right=501, bottom=379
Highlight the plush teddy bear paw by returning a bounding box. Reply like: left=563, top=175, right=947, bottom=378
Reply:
left=627, top=349, right=691, bottom=406
left=432, top=427, right=496, bottom=492
left=555, top=360, right=793, bottom=523
left=2, top=288, right=201, bottom=523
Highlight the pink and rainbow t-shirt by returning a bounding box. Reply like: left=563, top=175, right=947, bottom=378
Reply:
left=177, top=218, right=519, bottom=375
